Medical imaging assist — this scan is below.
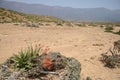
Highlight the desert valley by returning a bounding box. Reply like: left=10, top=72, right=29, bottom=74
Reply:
left=0, top=0, right=120, bottom=80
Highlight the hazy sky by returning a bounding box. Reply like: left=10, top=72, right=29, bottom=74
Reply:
left=6, top=0, right=120, bottom=9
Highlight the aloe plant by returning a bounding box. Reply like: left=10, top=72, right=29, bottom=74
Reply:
left=12, top=46, right=40, bottom=70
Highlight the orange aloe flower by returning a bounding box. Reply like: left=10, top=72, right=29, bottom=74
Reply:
left=42, top=56, right=54, bottom=70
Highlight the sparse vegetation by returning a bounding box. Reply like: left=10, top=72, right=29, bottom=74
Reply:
left=104, top=26, right=114, bottom=32
left=115, top=24, right=120, bottom=27
left=75, top=23, right=86, bottom=27
left=75, top=23, right=82, bottom=27
left=103, top=24, right=120, bottom=35
left=56, top=22, right=63, bottom=26
left=38, top=23, right=44, bottom=26
left=99, top=25, right=104, bottom=28
left=0, top=8, right=65, bottom=24
left=88, top=23, right=98, bottom=27
left=101, top=40, right=120, bottom=68
left=45, top=23, right=51, bottom=26
left=25, top=22, right=39, bottom=28
left=13, top=23, right=19, bottom=25
left=101, top=53, right=120, bottom=68
left=113, top=30, right=120, bottom=35
left=65, top=22, right=73, bottom=27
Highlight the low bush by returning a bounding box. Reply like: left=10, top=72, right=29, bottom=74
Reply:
left=13, top=23, right=19, bottom=25
left=101, top=53, right=120, bottom=68
left=66, top=22, right=73, bottom=27
left=104, top=26, right=114, bottom=32
left=38, top=23, right=44, bottom=26
left=56, top=22, right=63, bottom=26
left=100, top=25, right=104, bottom=28
left=75, top=23, right=82, bottom=27
left=75, top=23, right=86, bottom=27
left=114, top=30, right=120, bottom=35
left=101, top=40, right=120, bottom=68
left=45, top=23, right=51, bottom=26
left=115, top=24, right=120, bottom=27
left=26, top=22, right=39, bottom=28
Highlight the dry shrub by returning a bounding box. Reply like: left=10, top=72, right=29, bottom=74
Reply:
left=101, top=40, right=120, bottom=68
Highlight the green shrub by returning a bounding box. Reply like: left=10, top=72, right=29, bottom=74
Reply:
left=56, top=22, right=63, bottom=26
left=26, top=22, right=39, bottom=28
left=45, top=23, right=51, bottom=26
left=88, top=23, right=97, bottom=27
left=75, top=23, right=86, bottom=27
left=114, top=30, right=120, bottom=35
left=38, top=23, right=44, bottom=26
left=12, top=46, right=40, bottom=70
left=66, top=22, right=73, bottom=27
left=115, top=24, right=120, bottom=27
left=100, top=25, right=104, bottom=28
left=75, top=23, right=82, bottom=27
left=104, top=26, right=114, bottom=32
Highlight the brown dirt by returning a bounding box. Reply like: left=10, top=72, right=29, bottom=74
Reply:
left=0, top=23, right=120, bottom=80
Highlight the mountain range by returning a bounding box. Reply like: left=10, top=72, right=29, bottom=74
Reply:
left=0, top=0, right=120, bottom=22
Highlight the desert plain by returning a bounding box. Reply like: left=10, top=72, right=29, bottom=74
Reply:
left=0, top=23, right=120, bottom=80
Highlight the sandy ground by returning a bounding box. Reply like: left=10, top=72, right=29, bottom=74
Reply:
left=0, top=23, right=120, bottom=80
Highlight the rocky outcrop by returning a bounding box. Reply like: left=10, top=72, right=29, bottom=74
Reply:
left=0, top=52, right=81, bottom=80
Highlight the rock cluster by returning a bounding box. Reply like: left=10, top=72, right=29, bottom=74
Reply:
left=0, top=52, right=81, bottom=80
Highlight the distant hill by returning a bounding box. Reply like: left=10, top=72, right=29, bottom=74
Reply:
left=0, top=0, right=120, bottom=22
left=0, top=7, right=64, bottom=23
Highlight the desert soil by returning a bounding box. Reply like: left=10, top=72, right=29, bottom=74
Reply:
left=0, top=23, right=120, bottom=80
